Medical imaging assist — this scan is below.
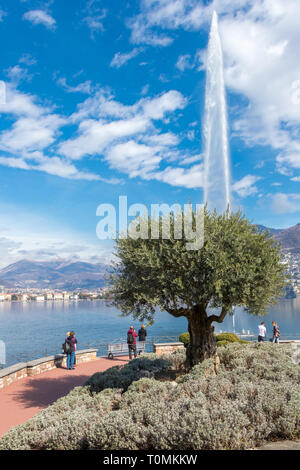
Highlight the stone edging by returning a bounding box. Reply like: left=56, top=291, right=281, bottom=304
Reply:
left=153, top=342, right=184, bottom=355
left=0, top=349, right=98, bottom=389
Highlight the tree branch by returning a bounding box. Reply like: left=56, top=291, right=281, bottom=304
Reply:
left=165, top=307, right=188, bottom=318
left=207, top=305, right=230, bottom=324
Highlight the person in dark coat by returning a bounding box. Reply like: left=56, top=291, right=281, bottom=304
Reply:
left=127, top=326, right=138, bottom=360
left=138, top=325, right=147, bottom=342
left=66, top=331, right=77, bottom=370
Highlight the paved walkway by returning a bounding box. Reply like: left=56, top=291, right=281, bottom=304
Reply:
left=0, top=356, right=128, bottom=438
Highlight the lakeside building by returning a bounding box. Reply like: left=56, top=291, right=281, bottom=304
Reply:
left=44, top=293, right=53, bottom=301
left=69, top=294, right=79, bottom=300
left=0, top=294, right=13, bottom=301
left=53, top=293, right=64, bottom=300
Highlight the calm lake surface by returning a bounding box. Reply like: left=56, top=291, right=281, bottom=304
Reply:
left=1, top=298, right=300, bottom=367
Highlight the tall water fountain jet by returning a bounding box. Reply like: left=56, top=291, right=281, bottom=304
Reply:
left=203, top=11, right=231, bottom=214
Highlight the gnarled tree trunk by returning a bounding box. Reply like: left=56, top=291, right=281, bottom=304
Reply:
left=186, top=306, right=217, bottom=368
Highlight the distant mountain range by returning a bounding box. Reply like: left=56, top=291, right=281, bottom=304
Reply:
left=257, top=223, right=300, bottom=253
left=0, top=223, right=299, bottom=290
left=0, top=259, right=108, bottom=290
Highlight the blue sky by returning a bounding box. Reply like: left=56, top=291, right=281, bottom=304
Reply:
left=0, top=0, right=300, bottom=267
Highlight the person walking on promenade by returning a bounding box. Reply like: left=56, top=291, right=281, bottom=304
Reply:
left=138, top=324, right=147, bottom=342
left=258, top=322, right=266, bottom=342
left=66, top=331, right=77, bottom=370
left=272, top=321, right=280, bottom=344
left=127, top=325, right=138, bottom=360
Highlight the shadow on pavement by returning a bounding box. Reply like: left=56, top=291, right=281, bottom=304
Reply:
left=10, top=373, right=91, bottom=408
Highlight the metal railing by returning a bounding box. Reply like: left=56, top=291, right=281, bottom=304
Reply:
left=0, top=335, right=180, bottom=369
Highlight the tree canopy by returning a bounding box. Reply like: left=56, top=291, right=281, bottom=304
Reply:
left=110, top=208, right=287, bottom=366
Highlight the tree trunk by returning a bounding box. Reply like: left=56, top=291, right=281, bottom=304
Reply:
left=186, top=308, right=217, bottom=368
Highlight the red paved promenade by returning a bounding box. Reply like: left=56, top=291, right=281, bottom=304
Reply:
left=0, top=356, right=128, bottom=438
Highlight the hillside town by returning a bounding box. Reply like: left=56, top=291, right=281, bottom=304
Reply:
left=0, top=287, right=112, bottom=302
left=284, top=252, right=300, bottom=296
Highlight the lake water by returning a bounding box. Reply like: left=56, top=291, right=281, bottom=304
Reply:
left=1, top=298, right=300, bottom=367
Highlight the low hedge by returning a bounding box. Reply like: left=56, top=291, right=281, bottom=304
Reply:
left=216, top=340, right=230, bottom=348
left=1, top=343, right=299, bottom=450
left=179, top=332, right=190, bottom=347
left=180, top=331, right=246, bottom=347
left=85, top=355, right=170, bottom=394
left=216, top=333, right=240, bottom=343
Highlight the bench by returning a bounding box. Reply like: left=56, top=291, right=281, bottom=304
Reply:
left=107, top=341, right=146, bottom=359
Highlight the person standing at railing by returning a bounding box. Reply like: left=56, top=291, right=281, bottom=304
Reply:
left=137, top=324, right=147, bottom=355
left=127, top=326, right=138, bottom=360
left=258, top=322, right=266, bottom=343
left=272, top=321, right=280, bottom=344
left=66, top=331, right=77, bottom=370
left=138, top=325, right=147, bottom=342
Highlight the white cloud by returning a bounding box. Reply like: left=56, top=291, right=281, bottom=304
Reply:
left=0, top=153, right=104, bottom=182
left=19, top=54, right=37, bottom=66
left=128, top=0, right=252, bottom=44
left=143, top=90, right=187, bottom=119
left=83, top=14, right=106, bottom=37
left=0, top=85, right=103, bottom=182
left=110, top=48, right=143, bottom=68
left=82, top=1, right=107, bottom=38
left=0, top=84, right=46, bottom=117
left=0, top=84, right=65, bottom=154
left=106, top=140, right=161, bottom=176
left=0, top=157, right=30, bottom=170
left=232, top=175, right=261, bottom=198
left=5, top=65, right=33, bottom=84
left=59, top=90, right=186, bottom=162
left=151, top=164, right=204, bottom=188
left=59, top=116, right=150, bottom=160
left=140, top=84, right=150, bottom=95
left=187, top=129, right=195, bottom=141
left=277, top=153, right=300, bottom=173
left=0, top=82, right=197, bottom=188
left=176, top=54, right=193, bottom=71
left=181, top=153, right=201, bottom=165
left=128, top=0, right=300, bottom=180
left=23, top=10, right=56, bottom=30
left=176, top=50, right=205, bottom=72
left=28, top=152, right=100, bottom=180
left=56, top=77, right=92, bottom=94
left=55, top=87, right=203, bottom=187
left=271, top=193, right=300, bottom=214
left=0, top=115, right=65, bottom=152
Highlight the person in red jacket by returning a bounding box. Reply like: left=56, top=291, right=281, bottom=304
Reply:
left=127, top=325, right=138, bottom=360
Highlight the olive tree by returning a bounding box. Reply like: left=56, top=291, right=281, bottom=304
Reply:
left=110, top=208, right=286, bottom=368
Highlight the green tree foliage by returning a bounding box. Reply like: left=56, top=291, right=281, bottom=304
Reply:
left=179, top=333, right=190, bottom=348
left=179, top=332, right=244, bottom=348
left=110, top=208, right=286, bottom=367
